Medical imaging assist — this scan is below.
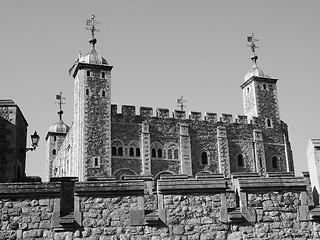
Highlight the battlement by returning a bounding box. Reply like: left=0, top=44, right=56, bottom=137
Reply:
left=111, top=104, right=256, bottom=124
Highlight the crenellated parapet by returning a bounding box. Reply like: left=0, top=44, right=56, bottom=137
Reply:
left=110, top=104, right=262, bottom=126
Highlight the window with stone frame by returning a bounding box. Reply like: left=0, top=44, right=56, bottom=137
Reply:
left=272, top=156, right=278, bottom=169
left=136, top=148, right=140, bottom=157
left=174, top=149, right=179, bottom=159
left=201, top=152, right=208, bottom=165
left=129, top=147, right=134, bottom=157
left=266, top=118, right=272, bottom=128
left=237, top=154, right=244, bottom=167
left=111, top=140, right=125, bottom=157
left=151, top=142, right=163, bottom=159
left=101, top=71, right=106, bottom=79
left=93, top=157, right=100, bottom=168
left=167, top=149, right=172, bottom=159
left=101, top=90, right=106, bottom=97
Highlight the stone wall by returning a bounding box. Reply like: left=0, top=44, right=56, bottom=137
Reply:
left=1, top=173, right=320, bottom=239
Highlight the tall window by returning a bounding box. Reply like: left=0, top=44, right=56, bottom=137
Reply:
left=102, top=90, right=106, bottom=97
left=101, top=72, right=105, bottom=78
left=174, top=149, right=179, bottom=159
left=86, top=88, right=90, bottom=96
left=136, top=148, right=141, bottom=157
left=52, top=149, right=56, bottom=155
left=94, top=157, right=99, bottom=167
left=158, top=149, right=162, bottom=158
left=237, top=154, right=244, bottom=167
left=118, top=147, right=123, bottom=156
left=129, top=147, right=134, bottom=157
left=87, top=70, right=90, bottom=76
left=266, top=118, right=272, bottom=128
left=151, top=148, right=156, bottom=158
left=112, top=146, right=117, bottom=156
left=167, top=149, right=172, bottom=159
left=272, top=156, right=278, bottom=169
left=201, top=152, right=208, bottom=165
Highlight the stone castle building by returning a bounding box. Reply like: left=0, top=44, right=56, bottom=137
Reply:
left=0, top=100, right=28, bottom=182
left=45, top=30, right=294, bottom=182
left=4, top=19, right=320, bottom=240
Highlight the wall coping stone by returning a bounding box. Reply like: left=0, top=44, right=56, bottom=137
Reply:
left=157, top=178, right=227, bottom=194
left=266, top=171, right=295, bottom=178
left=231, top=172, right=260, bottom=179
left=75, top=180, right=145, bottom=196
left=160, top=174, right=189, bottom=180
left=0, top=182, right=61, bottom=197
left=123, top=175, right=153, bottom=181
left=235, top=177, right=307, bottom=192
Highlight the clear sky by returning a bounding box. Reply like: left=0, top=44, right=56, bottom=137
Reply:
left=1, top=1, right=319, bottom=180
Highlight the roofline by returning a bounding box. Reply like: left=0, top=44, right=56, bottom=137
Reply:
left=71, top=62, right=113, bottom=78
left=240, top=76, right=278, bottom=89
left=0, top=99, right=29, bottom=126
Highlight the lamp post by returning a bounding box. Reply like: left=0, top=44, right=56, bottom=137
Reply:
left=25, top=131, right=40, bottom=152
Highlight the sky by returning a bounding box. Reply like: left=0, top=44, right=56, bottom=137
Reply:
left=0, top=1, right=319, bottom=180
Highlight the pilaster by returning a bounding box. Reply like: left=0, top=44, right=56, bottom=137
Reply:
left=253, top=129, right=266, bottom=176
left=179, top=123, right=192, bottom=176
left=217, top=126, right=230, bottom=177
left=141, top=121, right=151, bottom=175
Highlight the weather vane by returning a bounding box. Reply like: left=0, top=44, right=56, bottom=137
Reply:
left=86, top=15, right=100, bottom=39
left=55, top=91, right=66, bottom=119
left=247, top=33, right=259, bottom=56
left=177, top=95, right=187, bottom=111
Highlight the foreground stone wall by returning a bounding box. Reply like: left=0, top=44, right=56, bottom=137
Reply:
left=1, top=173, right=320, bottom=239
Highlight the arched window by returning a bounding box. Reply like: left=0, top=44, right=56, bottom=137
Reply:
left=201, top=152, right=208, bottom=165
left=272, top=156, right=278, bottom=169
left=52, top=149, right=56, bottom=155
left=129, top=147, right=134, bottom=157
left=266, top=118, right=272, bottom=128
left=102, top=90, right=106, bottom=97
left=167, top=149, right=172, bottom=159
left=86, top=88, right=90, bottom=96
left=87, top=70, right=90, bottom=76
left=118, top=147, right=123, bottom=156
left=112, top=146, right=117, bottom=156
left=102, top=72, right=105, bottom=78
left=136, top=148, right=140, bottom=157
left=151, top=148, right=156, bottom=158
left=174, top=149, right=179, bottom=159
left=237, top=154, right=244, bottom=167
left=157, top=149, right=162, bottom=158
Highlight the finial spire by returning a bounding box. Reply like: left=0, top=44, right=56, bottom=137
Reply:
left=86, top=15, right=100, bottom=48
left=177, top=95, right=187, bottom=111
left=55, top=92, right=66, bottom=120
left=247, top=33, right=259, bottom=65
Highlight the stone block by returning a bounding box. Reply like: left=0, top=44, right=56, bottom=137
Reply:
left=173, top=110, right=186, bottom=120
left=156, top=108, right=169, bottom=118
left=221, top=113, right=233, bottom=123
left=140, top=107, right=153, bottom=117
left=205, top=112, right=217, bottom=122
left=236, top=115, right=248, bottom=124
left=189, top=111, right=202, bottom=121
left=122, top=105, right=136, bottom=117
left=129, top=210, right=145, bottom=226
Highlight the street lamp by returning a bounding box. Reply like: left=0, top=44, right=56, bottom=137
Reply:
left=25, top=131, right=40, bottom=152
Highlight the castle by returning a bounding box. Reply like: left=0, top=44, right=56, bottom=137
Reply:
left=45, top=27, right=294, bottom=182
left=3, top=17, right=320, bottom=240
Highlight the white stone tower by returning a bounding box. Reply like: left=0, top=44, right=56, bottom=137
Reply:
left=241, top=34, right=281, bottom=127
left=45, top=95, right=69, bottom=182
left=69, top=15, right=113, bottom=181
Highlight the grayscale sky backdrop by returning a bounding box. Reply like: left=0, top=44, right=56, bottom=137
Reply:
left=0, top=1, right=319, bottom=180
